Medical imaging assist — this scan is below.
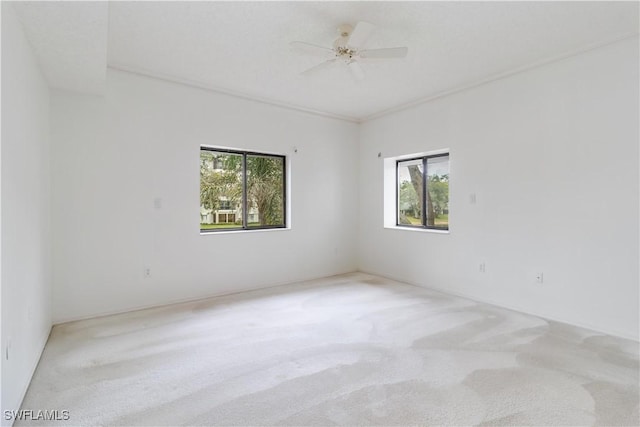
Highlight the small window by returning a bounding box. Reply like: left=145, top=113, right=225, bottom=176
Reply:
left=397, top=153, right=449, bottom=230
left=200, top=147, right=286, bottom=232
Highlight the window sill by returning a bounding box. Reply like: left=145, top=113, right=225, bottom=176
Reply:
left=200, top=227, right=291, bottom=236
left=384, top=225, right=450, bottom=234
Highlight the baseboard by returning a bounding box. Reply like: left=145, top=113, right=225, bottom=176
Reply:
left=53, top=269, right=360, bottom=326
left=357, top=269, right=639, bottom=343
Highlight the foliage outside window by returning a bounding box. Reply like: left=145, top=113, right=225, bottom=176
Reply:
left=200, top=148, right=285, bottom=232
left=397, top=153, right=449, bottom=230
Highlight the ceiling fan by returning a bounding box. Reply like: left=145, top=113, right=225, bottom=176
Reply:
left=291, top=21, right=408, bottom=81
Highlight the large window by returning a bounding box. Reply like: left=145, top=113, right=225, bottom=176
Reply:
left=200, top=147, right=286, bottom=232
left=397, top=153, right=449, bottom=230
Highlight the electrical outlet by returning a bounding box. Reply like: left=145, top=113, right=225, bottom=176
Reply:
left=144, top=267, right=151, bottom=279
left=535, top=272, right=544, bottom=284
left=479, top=262, right=486, bottom=273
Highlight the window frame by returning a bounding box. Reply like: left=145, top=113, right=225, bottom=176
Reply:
left=396, top=152, right=449, bottom=231
left=200, top=146, right=287, bottom=233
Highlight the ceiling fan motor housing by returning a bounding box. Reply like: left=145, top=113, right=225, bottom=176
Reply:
left=334, top=23, right=357, bottom=61
left=333, top=36, right=350, bottom=50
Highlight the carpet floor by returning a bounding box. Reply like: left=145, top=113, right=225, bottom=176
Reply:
left=19, top=273, right=639, bottom=426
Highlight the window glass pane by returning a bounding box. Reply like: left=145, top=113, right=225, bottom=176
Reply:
left=397, top=159, right=423, bottom=226
left=426, top=155, right=449, bottom=229
left=246, top=155, right=285, bottom=227
left=200, top=151, right=243, bottom=230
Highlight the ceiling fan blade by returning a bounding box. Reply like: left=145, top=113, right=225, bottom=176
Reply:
left=290, top=41, right=335, bottom=57
left=301, top=59, right=337, bottom=76
left=347, top=21, right=375, bottom=49
left=348, top=61, right=365, bottom=81
left=359, top=47, right=408, bottom=59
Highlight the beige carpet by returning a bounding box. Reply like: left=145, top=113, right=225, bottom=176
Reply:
left=19, top=273, right=639, bottom=426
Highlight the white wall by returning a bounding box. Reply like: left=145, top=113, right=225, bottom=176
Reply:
left=1, top=3, right=52, bottom=423
left=51, top=69, right=359, bottom=322
left=358, top=37, right=639, bottom=340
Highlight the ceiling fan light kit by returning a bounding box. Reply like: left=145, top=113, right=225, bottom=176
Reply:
left=291, top=21, right=409, bottom=81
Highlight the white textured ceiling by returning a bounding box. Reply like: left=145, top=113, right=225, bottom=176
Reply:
left=11, top=1, right=108, bottom=95
left=11, top=1, right=640, bottom=121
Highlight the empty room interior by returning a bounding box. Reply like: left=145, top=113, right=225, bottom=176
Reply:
left=1, top=1, right=639, bottom=426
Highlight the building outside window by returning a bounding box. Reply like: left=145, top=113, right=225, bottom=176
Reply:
left=200, top=147, right=286, bottom=232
